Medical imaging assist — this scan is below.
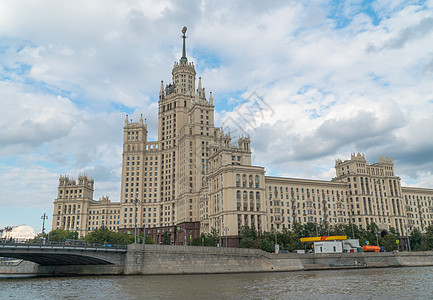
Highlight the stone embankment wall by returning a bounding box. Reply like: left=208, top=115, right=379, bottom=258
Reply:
left=2, top=245, right=433, bottom=276
left=0, top=260, right=39, bottom=274
left=125, top=244, right=433, bottom=275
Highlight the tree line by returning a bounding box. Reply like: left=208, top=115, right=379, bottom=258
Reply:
left=30, top=223, right=433, bottom=252
left=32, top=227, right=154, bottom=245
left=237, top=222, right=433, bottom=252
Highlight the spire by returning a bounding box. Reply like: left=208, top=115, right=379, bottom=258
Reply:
left=125, top=114, right=128, bottom=126
left=198, top=76, right=202, bottom=97
left=209, top=92, right=213, bottom=104
left=160, top=80, right=164, bottom=98
left=144, top=118, right=147, bottom=128
left=140, top=114, right=143, bottom=125
left=181, top=26, right=187, bottom=65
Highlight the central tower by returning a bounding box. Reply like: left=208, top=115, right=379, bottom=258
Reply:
left=171, top=26, right=196, bottom=95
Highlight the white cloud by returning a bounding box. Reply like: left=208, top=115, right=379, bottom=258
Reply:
left=0, top=0, right=433, bottom=229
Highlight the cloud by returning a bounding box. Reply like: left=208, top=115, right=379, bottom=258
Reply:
left=0, top=0, right=433, bottom=230
left=0, top=81, right=77, bottom=154
left=368, top=17, right=433, bottom=51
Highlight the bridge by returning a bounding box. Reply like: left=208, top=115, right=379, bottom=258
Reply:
left=0, top=243, right=127, bottom=274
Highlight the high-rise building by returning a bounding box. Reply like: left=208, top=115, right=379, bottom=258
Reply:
left=52, top=28, right=433, bottom=246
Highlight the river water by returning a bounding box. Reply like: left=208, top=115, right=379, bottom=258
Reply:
left=1, top=267, right=433, bottom=299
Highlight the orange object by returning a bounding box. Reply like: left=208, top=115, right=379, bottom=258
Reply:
left=362, top=245, right=380, bottom=252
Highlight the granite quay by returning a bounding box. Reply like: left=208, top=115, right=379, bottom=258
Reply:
left=2, top=244, right=433, bottom=276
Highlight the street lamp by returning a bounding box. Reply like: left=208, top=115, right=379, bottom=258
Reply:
left=274, top=218, right=281, bottom=254
left=41, top=213, right=48, bottom=244
left=350, top=219, right=355, bottom=239
left=216, top=218, right=222, bottom=247
left=375, top=231, right=379, bottom=247
left=143, top=223, right=146, bottom=245
left=41, top=213, right=48, bottom=235
left=132, top=197, right=140, bottom=243
left=223, top=227, right=229, bottom=247
left=405, top=223, right=411, bottom=252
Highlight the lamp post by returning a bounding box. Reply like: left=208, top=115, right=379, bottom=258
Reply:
left=405, top=223, right=411, bottom=252
left=132, top=197, right=140, bottom=243
left=217, top=218, right=222, bottom=247
left=375, top=231, right=379, bottom=247
left=224, top=227, right=229, bottom=247
left=274, top=219, right=281, bottom=254
left=41, top=213, right=48, bottom=244
left=143, top=223, right=146, bottom=245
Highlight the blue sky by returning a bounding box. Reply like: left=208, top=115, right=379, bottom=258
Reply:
left=1, top=0, right=433, bottom=237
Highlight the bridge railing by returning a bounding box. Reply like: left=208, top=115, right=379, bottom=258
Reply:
left=0, top=241, right=127, bottom=251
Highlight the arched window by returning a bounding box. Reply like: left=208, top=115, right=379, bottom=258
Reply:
left=248, top=175, right=253, bottom=188
left=255, top=176, right=259, bottom=188
left=249, top=191, right=254, bottom=211
left=256, top=192, right=261, bottom=211
left=236, top=174, right=240, bottom=187
left=243, top=191, right=247, bottom=211
left=242, top=175, right=247, bottom=188
left=236, top=191, right=241, bottom=211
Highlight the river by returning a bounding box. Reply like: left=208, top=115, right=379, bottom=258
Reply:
left=1, top=267, right=433, bottom=299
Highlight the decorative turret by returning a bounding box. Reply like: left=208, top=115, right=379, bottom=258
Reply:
left=198, top=76, right=202, bottom=97
left=159, top=80, right=164, bottom=100
left=123, top=115, right=148, bottom=153
left=238, top=135, right=251, bottom=151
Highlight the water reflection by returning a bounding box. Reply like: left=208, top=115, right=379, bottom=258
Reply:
left=1, top=267, right=433, bottom=299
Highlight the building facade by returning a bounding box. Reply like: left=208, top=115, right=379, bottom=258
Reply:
left=52, top=29, right=433, bottom=244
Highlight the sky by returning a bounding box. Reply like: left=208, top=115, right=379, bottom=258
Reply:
left=1, top=0, right=433, bottom=237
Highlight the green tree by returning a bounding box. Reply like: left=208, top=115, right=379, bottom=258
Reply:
left=239, top=226, right=260, bottom=249
left=389, top=226, right=398, bottom=236
left=196, top=228, right=219, bottom=247
left=330, top=224, right=346, bottom=236
left=31, top=229, right=78, bottom=243
left=381, top=234, right=398, bottom=251
left=239, top=237, right=257, bottom=249
left=239, top=225, right=258, bottom=240
left=191, top=237, right=203, bottom=246
left=409, top=228, right=422, bottom=251
left=162, top=231, right=170, bottom=245
left=302, top=223, right=318, bottom=237
left=84, top=227, right=134, bottom=245
left=421, top=225, right=433, bottom=251
left=141, top=234, right=154, bottom=245
left=260, top=238, right=274, bottom=252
